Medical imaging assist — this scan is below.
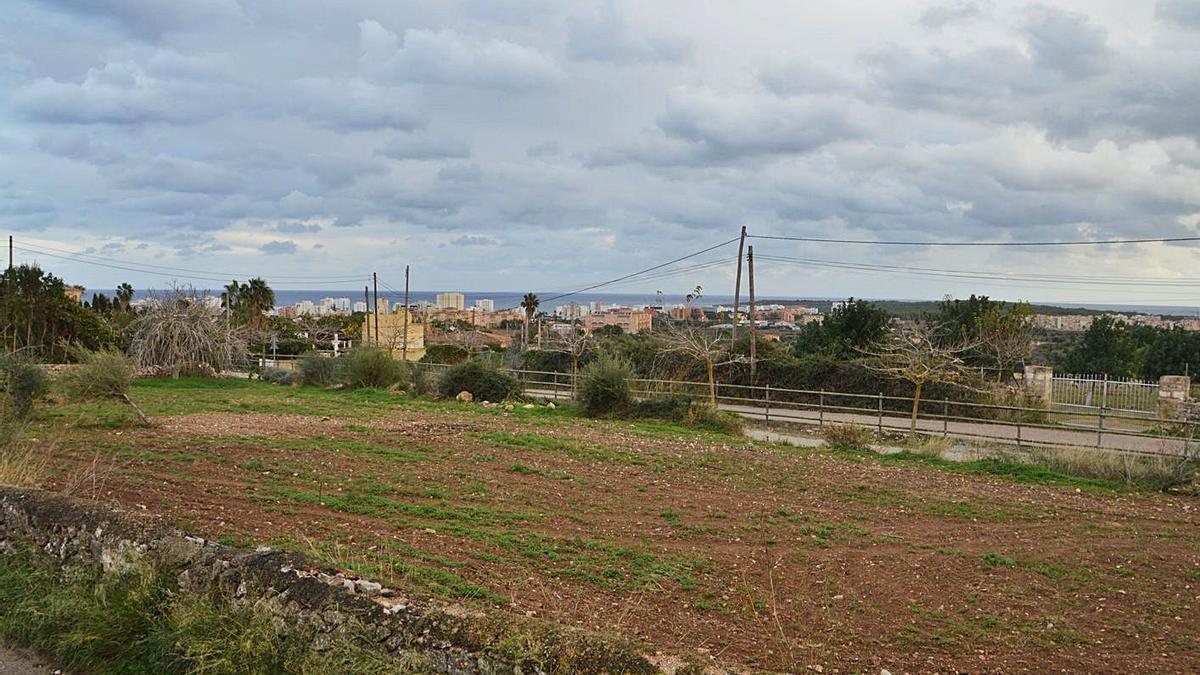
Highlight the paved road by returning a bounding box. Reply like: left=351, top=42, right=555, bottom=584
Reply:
left=525, top=387, right=1192, bottom=457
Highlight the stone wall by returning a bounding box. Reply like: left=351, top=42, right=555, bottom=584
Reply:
left=0, top=487, right=716, bottom=675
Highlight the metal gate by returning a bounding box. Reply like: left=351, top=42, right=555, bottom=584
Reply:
left=1051, top=374, right=1159, bottom=414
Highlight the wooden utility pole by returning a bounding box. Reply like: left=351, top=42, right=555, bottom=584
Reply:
left=372, top=273, right=380, bottom=348
left=401, top=265, right=410, bottom=361
left=8, top=235, right=11, bottom=270
left=363, top=285, right=371, bottom=345
left=731, top=225, right=747, bottom=342
left=748, top=245, right=757, bottom=383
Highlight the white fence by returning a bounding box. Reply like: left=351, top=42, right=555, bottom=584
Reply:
left=1051, top=374, right=1159, bottom=414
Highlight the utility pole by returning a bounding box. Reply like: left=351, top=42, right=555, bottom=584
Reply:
left=731, top=225, right=747, bottom=342
left=748, top=245, right=757, bottom=383
left=8, top=235, right=11, bottom=270
left=401, top=265, right=410, bottom=361
left=363, top=286, right=371, bottom=346
left=372, top=273, right=380, bottom=349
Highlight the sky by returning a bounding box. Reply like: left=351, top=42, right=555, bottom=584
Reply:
left=1, top=0, right=1199, bottom=306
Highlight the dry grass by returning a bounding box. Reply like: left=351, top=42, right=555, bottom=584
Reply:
left=0, top=433, right=48, bottom=488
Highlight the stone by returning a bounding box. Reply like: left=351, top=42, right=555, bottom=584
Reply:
left=523, top=404, right=535, bottom=409
left=546, top=402, right=556, bottom=409
left=355, top=579, right=383, bottom=596
left=456, top=391, right=473, bottom=402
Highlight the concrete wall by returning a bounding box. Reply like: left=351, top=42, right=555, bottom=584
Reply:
left=1158, top=375, right=1192, bottom=420
left=1023, top=365, right=1054, bottom=402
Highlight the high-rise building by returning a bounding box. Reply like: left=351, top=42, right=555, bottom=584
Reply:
left=352, top=301, right=367, bottom=313
left=437, top=292, right=465, bottom=310
left=474, top=298, right=494, bottom=312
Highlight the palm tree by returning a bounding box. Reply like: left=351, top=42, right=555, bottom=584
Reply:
left=115, top=283, right=134, bottom=312
left=242, top=278, right=275, bottom=331
left=520, top=292, right=540, bottom=347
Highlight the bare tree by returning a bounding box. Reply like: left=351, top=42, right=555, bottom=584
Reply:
left=547, top=326, right=590, bottom=396
left=128, top=287, right=247, bottom=377
left=658, top=322, right=745, bottom=405
left=978, top=302, right=1035, bottom=381
left=861, top=322, right=981, bottom=437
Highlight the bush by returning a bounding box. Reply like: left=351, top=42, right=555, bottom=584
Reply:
left=576, top=353, right=634, bottom=417
left=821, top=422, right=875, bottom=450
left=341, top=348, right=408, bottom=390
left=683, top=402, right=744, bottom=435
left=58, top=349, right=134, bottom=401
left=0, top=354, right=46, bottom=420
left=421, top=344, right=470, bottom=365
left=298, top=352, right=338, bottom=387
left=260, top=367, right=299, bottom=386
left=626, top=396, right=692, bottom=420
left=437, top=361, right=520, bottom=402
left=409, top=363, right=434, bottom=397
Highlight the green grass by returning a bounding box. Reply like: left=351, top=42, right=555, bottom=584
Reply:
left=475, top=431, right=648, bottom=466
left=0, top=544, right=414, bottom=674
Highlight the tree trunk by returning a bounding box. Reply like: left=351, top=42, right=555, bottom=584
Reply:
left=910, top=380, right=923, bottom=438
left=707, top=359, right=716, bottom=406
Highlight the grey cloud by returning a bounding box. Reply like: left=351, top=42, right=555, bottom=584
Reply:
left=301, top=155, right=389, bottom=189
left=1157, top=0, right=1200, bottom=30
left=451, top=234, right=499, bottom=246
left=918, top=1, right=988, bottom=29
left=290, top=78, right=426, bottom=131
left=37, top=133, right=126, bottom=164
left=116, top=156, right=238, bottom=194
left=527, top=140, right=561, bottom=157
left=273, top=220, right=322, bottom=234
left=260, top=240, right=298, bottom=255
left=566, top=4, right=691, bottom=63
left=760, top=59, right=857, bottom=96
left=376, top=133, right=471, bottom=160
left=13, top=57, right=235, bottom=125
left=359, top=21, right=563, bottom=91
left=437, top=163, right=483, bottom=182
left=30, top=0, right=244, bottom=39
left=1022, top=6, right=1111, bottom=78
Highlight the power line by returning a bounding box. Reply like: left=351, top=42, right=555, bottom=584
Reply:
left=750, top=234, right=1200, bottom=247
left=13, top=241, right=370, bottom=282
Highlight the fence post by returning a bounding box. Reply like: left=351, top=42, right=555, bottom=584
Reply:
left=765, top=384, right=771, bottom=423
left=1016, top=419, right=1022, bottom=450
left=877, top=392, right=884, bottom=434
left=552, top=372, right=559, bottom=400
left=942, top=400, right=949, bottom=438
left=818, top=390, right=825, bottom=428
left=1097, top=404, right=1105, bottom=448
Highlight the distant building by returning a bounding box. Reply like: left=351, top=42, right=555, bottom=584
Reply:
left=670, top=306, right=705, bottom=321
left=364, top=309, right=425, bottom=361
left=352, top=301, right=367, bottom=313
left=64, top=285, right=85, bottom=304
left=474, top=298, right=494, bottom=312
left=585, top=307, right=654, bottom=334
left=555, top=303, right=589, bottom=320
left=437, top=292, right=465, bottom=310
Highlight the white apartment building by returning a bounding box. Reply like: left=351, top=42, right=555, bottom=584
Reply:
left=474, top=298, right=495, bottom=312
left=437, top=292, right=465, bottom=310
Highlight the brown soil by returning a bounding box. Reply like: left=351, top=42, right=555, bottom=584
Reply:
left=40, top=408, right=1200, bottom=673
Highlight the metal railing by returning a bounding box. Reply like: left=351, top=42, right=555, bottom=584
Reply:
left=416, top=364, right=1196, bottom=458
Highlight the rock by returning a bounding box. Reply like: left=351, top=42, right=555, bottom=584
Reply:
left=456, top=391, right=473, bottom=402
left=523, top=404, right=535, bottom=409
left=355, top=579, right=383, bottom=596
left=504, top=404, right=514, bottom=411
left=546, top=402, right=556, bottom=409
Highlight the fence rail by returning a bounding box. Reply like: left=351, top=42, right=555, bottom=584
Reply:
left=413, top=363, right=1196, bottom=458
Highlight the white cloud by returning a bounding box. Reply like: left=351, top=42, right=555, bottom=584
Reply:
left=358, top=21, right=563, bottom=91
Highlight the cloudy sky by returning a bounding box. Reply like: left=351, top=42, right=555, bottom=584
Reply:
left=2, top=0, right=1199, bottom=306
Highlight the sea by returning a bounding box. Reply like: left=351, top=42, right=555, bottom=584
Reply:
left=90, top=288, right=1200, bottom=316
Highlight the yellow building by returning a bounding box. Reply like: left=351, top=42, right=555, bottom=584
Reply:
left=363, top=310, right=426, bottom=360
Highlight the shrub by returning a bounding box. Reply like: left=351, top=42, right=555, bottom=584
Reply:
left=58, top=349, right=134, bottom=401
left=683, top=402, right=744, bottom=435
left=576, top=353, right=634, bottom=417
left=821, top=422, right=875, bottom=450
left=626, top=396, right=692, bottom=421
left=260, top=367, right=299, bottom=386
left=298, top=352, right=338, bottom=387
left=409, top=363, right=435, bottom=397
left=437, top=361, right=521, bottom=402
left=341, top=348, right=408, bottom=390
left=0, top=354, right=47, bottom=420
left=421, top=344, right=469, bottom=365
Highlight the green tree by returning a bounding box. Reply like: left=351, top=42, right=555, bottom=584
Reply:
left=0, top=265, right=113, bottom=360
left=1059, top=317, right=1140, bottom=377
left=1141, top=328, right=1200, bottom=379
left=792, top=298, right=890, bottom=359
